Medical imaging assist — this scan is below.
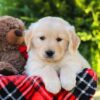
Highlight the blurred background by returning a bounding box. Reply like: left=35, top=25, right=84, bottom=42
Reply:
left=0, top=0, right=100, bottom=99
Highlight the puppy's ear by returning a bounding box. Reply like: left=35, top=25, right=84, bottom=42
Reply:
left=24, top=23, right=37, bottom=51
left=24, top=29, right=33, bottom=51
left=67, top=26, right=80, bottom=54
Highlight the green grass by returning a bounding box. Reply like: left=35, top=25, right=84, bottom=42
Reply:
left=94, top=85, right=100, bottom=100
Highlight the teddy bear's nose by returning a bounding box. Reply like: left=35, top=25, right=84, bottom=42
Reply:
left=15, top=30, right=22, bottom=37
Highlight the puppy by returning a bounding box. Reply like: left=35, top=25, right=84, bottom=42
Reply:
left=24, top=17, right=90, bottom=94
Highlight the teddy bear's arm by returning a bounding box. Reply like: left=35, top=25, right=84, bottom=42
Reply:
left=0, top=51, right=25, bottom=74
left=0, top=62, right=18, bottom=75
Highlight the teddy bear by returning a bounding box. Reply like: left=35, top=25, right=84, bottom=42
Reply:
left=0, top=16, right=26, bottom=75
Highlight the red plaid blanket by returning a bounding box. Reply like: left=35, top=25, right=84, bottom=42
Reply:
left=0, top=45, right=98, bottom=100
left=0, top=68, right=97, bottom=100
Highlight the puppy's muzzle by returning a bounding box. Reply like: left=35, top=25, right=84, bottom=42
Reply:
left=45, top=50, right=55, bottom=58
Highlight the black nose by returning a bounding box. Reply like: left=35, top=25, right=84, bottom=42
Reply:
left=46, top=50, right=55, bottom=57
left=15, top=30, right=22, bottom=37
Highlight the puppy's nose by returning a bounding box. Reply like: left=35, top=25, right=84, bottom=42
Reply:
left=46, top=50, right=55, bottom=58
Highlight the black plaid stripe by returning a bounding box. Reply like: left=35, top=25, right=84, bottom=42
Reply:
left=73, top=69, right=97, bottom=100
left=0, top=69, right=97, bottom=100
left=0, top=76, right=48, bottom=100
left=0, top=79, right=26, bottom=100
left=23, top=76, right=44, bottom=99
left=30, top=76, right=51, bottom=100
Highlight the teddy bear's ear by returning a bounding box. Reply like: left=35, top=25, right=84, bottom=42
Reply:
left=67, top=26, right=80, bottom=54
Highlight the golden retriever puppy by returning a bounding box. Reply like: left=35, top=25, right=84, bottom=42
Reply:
left=24, top=17, right=90, bottom=94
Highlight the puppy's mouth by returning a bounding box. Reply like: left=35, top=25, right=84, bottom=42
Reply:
left=39, top=50, right=64, bottom=63
left=41, top=56, right=63, bottom=63
left=41, top=56, right=54, bottom=62
left=42, top=58, right=58, bottom=63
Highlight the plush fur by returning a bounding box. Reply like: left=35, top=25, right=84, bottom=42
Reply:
left=0, top=16, right=26, bottom=74
left=0, top=62, right=18, bottom=75
left=25, top=17, right=90, bottom=94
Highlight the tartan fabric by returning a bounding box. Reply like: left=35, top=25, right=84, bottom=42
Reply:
left=0, top=68, right=97, bottom=100
left=18, top=45, right=28, bottom=60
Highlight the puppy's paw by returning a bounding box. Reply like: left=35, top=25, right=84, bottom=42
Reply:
left=45, top=80, right=61, bottom=94
left=61, top=79, right=76, bottom=91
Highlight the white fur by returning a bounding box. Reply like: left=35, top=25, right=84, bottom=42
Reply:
left=25, top=17, right=90, bottom=94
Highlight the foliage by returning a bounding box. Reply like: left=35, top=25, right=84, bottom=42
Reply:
left=0, top=0, right=100, bottom=76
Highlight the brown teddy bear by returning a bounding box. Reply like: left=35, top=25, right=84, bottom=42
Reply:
left=0, top=16, right=26, bottom=75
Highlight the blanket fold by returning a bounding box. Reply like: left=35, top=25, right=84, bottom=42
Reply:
left=0, top=68, right=97, bottom=100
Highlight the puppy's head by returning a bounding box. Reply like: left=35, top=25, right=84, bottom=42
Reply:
left=25, top=17, right=80, bottom=63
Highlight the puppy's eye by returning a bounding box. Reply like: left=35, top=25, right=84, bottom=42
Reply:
left=40, top=36, right=45, bottom=40
left=56, top=37, right=63, bottom=42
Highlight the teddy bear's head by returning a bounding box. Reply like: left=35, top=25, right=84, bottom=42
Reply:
left=0, top=16, right=25, bottom=51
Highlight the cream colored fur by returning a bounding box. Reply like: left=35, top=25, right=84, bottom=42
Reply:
left=24, top=17, right=90, bottom=94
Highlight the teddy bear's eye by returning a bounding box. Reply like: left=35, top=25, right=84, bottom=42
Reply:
left=56, top=37, right=63, bottom=42
left=40, top=36, right=45, bottom=40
